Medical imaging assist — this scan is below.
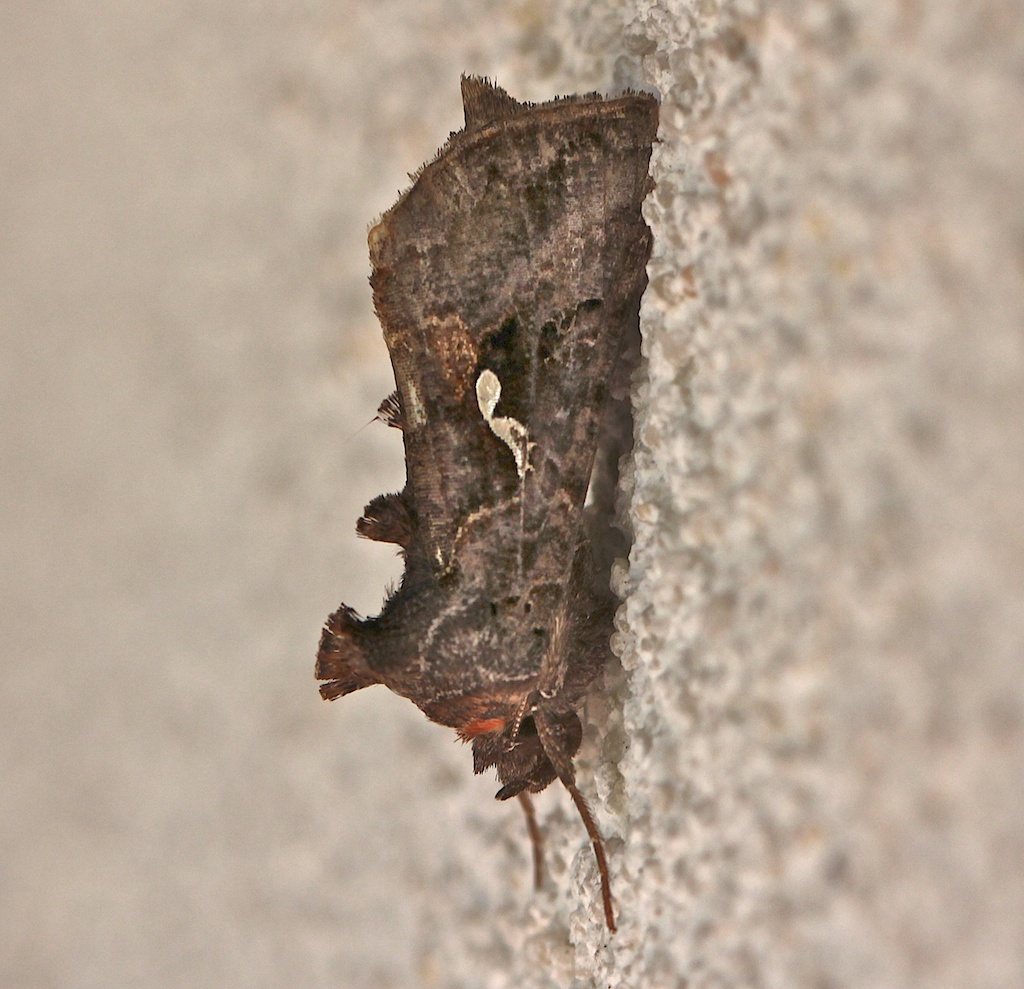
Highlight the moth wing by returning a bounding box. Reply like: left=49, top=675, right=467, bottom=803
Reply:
left=369, top=78, right=657, bottom=593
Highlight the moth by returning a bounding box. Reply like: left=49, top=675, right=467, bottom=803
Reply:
left=317, top=76, right=657, bottom=931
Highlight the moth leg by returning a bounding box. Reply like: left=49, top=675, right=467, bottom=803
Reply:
left=535, top=708, right=615, bottom=931
left=565, top=782, right=616, bottom=933
left=517, top=791, right=545, bottom=890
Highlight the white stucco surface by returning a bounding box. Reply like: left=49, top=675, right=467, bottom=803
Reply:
left=2, top=2, right=1022, bottom=987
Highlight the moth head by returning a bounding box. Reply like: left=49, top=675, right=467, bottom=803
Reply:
left=464, top=705, right=583, bottom=799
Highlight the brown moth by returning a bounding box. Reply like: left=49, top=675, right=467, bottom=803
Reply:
left=317, top=76, right=657, bottom=931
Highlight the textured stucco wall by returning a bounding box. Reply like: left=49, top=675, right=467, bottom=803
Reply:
left=2, top=2, right=1022, bottom=988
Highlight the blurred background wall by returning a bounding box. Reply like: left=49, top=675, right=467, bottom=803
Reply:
left=2, top=2, right=1022, bottom=987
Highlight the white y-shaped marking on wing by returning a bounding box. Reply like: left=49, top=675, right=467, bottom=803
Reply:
left=476, top=369, right=535, bottom=480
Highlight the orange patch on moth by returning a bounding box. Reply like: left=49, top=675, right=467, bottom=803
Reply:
left=457, top=716, right=507, bottom=740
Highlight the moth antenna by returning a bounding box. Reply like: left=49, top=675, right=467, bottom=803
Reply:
left=357, top=491, right=413, bottom=547
left=517, top=791, right=545, bottom=890
left=315, top=606, right=379, bottom=699
left=565, top=781, right=616, bottom=933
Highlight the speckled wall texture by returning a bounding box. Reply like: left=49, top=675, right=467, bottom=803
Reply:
left=2, top=1, right=1022, bottom=987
